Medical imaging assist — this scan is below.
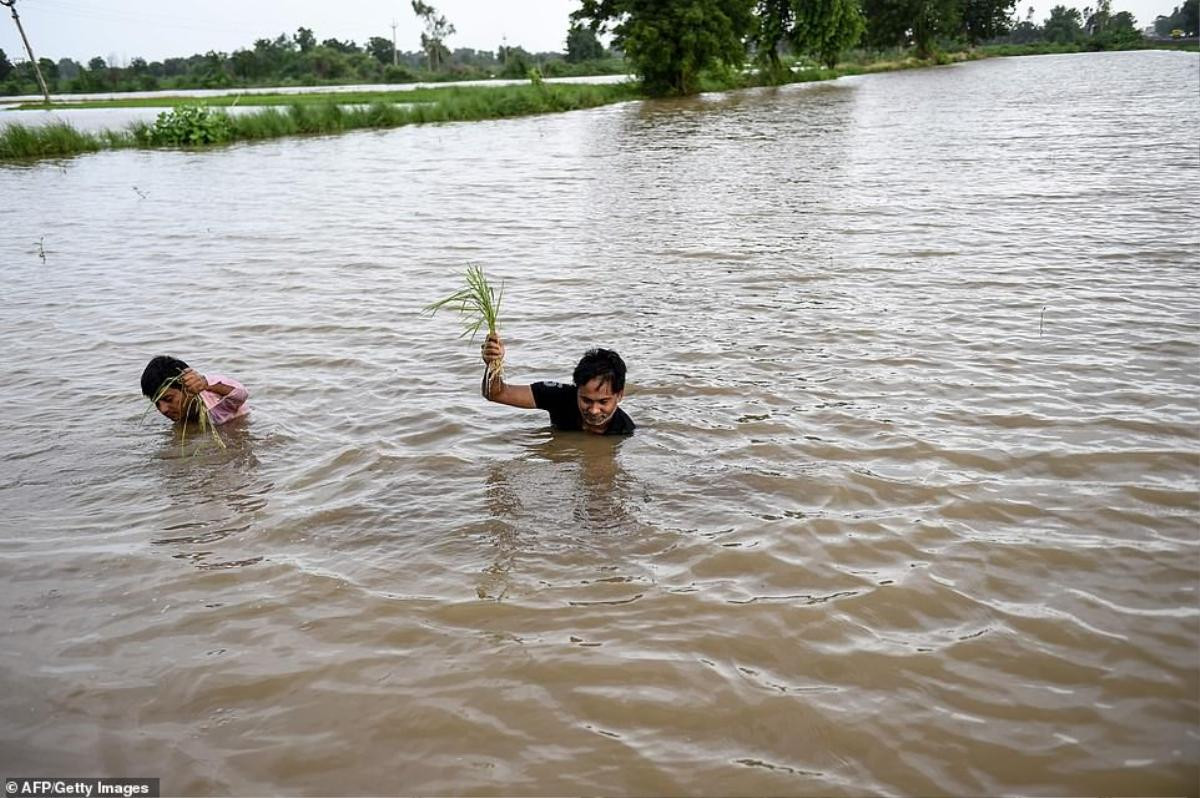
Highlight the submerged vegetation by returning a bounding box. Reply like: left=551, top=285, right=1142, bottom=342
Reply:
left=424, top=265, right=505, bottom=395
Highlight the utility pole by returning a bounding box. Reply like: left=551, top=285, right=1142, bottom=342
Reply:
left=1, top=0, right=50, bottom=104
left=390, top=19, right=398, bottom=66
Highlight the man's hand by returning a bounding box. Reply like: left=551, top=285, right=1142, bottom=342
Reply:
left=180, top=368, right=210, bottom=395
left=482, top=333, right=505, bottom=365
left=478, top=333, right=536, bottom=409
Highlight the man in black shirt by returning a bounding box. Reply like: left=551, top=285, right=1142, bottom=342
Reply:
left=480, top=333, right=635, bottom=435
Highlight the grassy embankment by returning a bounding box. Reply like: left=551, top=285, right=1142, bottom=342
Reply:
left=0, top=82, right=641, bottom=160
left=1, top=40, right=1195, bottom=162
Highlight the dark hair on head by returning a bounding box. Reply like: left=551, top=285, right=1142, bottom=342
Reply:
left=573, top=348, right=626, bottom=393
left=141, top=355, right=189, bottom=398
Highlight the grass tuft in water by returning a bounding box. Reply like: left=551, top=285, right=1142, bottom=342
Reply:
left=424, top=265, right=505, bottom=394
left=0, top=121, right=116, bottom=160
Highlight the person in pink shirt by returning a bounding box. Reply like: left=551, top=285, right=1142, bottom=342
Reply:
left=140, top=355, right=248, bottom=426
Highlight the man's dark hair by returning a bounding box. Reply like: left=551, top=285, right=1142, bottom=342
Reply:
left=573, top=348, right=626, bottom=393
left=141, top=355, right=189, bottom=398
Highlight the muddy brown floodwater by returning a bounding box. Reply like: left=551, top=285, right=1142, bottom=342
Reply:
left=1, top=50, right=1197, bottom=795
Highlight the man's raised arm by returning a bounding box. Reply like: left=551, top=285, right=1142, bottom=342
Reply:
left=481, top=333, right=536, bottom=408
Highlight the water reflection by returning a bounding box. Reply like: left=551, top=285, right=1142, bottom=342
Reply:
left=152, top=418, right=272, bottom=570
left=477, top=433, right=643, bottom=600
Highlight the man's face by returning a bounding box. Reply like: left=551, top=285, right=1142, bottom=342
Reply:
left=155, top=387, right=188, bottom=423
left=577, top=376, right=622, bottom=431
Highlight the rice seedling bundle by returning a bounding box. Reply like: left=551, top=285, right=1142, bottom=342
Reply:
left=424, top=265, right=505, bottom=395
left=147, top=373, right=226, bottom=451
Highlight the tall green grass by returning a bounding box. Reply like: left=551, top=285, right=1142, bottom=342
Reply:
left=0, top=121, right=130, bottom=160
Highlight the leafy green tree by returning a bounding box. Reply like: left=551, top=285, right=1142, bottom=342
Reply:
left=1006, top=6, right=1043, bottom=42
left=1091, top=8, right=1141, bottom=45
left=756, top=0, right=864, bottom=72
left=56, top=57, right=81, bottom=80
left=498, top=44, right=533, bottom=77
left=961, top=0, right=1016, bottom=43
left=1154, top=8, right=1175, bottom=34
left=305, top=46, right=351, bottom=79
left=1082, top=0, right=1110, bottom=34
left=862, top=0, right=959, bottom=57
left=250, top=37, right=289, bottom=75
left=753, top=0, right=792, bottom=75
left=1008, top=19, right=1042, bottom=41
left=383, top=63, right=417, bottom=81
left=37, top=57, right=58, bottom=82
left=87, top=56, right=107, bottom=71
left=321, top=38, right=360, bottom=54
left=366, top=35, right=395, bottom=65
left=230, top=48, right=261, bottom=79
left=1186, top=0, right=1200, bottom=34
left=162, top=57, right=189, bottom=77
left=294, top=27, right=316, bottom=53
left=566, top=22, right=606, bottom=62
left=0, top=49, right=11, bottom=81
left=792, top=0, right=865, bottom=67
left=1109, top=10, right=1137, bottom=30
left=1042, top=5, right=1083, bottom=42
left=340, top=51, right=378, bottom=79
left=412, top=1, right=456, bottom=71
left=573, top=0, right=755, bottom=95
left=452, top=47, right=495, bottom=68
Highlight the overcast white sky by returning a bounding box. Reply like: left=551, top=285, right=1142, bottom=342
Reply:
left=0, top=0, right=1184, bottom=65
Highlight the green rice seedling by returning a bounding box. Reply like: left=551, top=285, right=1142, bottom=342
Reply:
left=424, top=265, right=505, bottom=394
left=145, top=373, right=226, bottom=452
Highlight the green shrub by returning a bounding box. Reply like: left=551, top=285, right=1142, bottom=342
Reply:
left=383, top=64, right=418, bottom=83
left=140, top=104, right=233, bottom=146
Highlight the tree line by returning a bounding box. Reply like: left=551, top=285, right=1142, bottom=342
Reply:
left=1, top=0, right=1184, bottom=98
left=1005, top=0, right=1195, bottom=45
left=573, top=0, right=1166, bottom=95
left=0, top=1, right=617, bottom=96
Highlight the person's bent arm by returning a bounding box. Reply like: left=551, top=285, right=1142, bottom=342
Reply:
left=181, top=368, right=248, bottom=413
left=481, top=333, right=536, bottom=409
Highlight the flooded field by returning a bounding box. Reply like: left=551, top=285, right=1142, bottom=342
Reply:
left=1, top=50, right=1197, bottom=795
